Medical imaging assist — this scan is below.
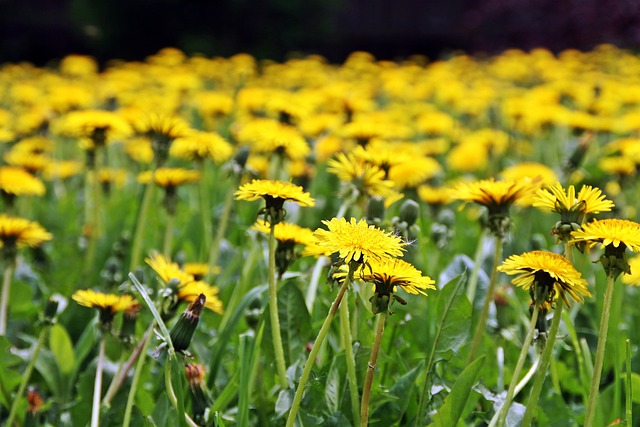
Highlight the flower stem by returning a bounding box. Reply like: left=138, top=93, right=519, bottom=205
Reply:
left=198, top=161, right=212, bottom=259
left=268, top=222, right=288, bottom=389
left=626, top=339, right=632, bottom=427
left=163, top=210, right=175, bottom=258
left=286, top=280, right=349, bottom=427
left=361, top=313, right=385, bottom=427
left=130, top=178, right=155, bottom=270
left=466, top=230, right=488, bottom=304
left=164, top=356, right=199, bottom=427
left=91, top=337, right=106, bottom=427
left=468, top=235, right=503, bottom=363
left=584, top=272, right=617, bottom=427
left=497, top=298, right=542, bottom=427
left=521, top=298, right=565, bottom=427
left=206, top=179, right=235, bottom=283
left=0, top=260, right=15, bottom=336
left=6, top=325, right=48, bottom=426
left=340, top=289, right=360, bottom=426
left=122, top=320, right=155, bottom=427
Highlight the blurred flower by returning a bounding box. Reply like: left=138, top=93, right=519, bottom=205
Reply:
left=72, top=289, right=137, bottom=328
left=42, top=160, right=84, bottom=181
left=0, top=166, right=46, bottom=201
left=170, top=130, right=233, bottom=164
left=500, top=162, right=558, bottom=187
left=54, top=110, right=132, bottom=149
left=137, top=168, right=201, bottom=187
left=0, top=215, right=52, bottom=256
left=622, top=256, right=640, bottom=286
left=252, top=219, right=317, bottom=277
left=498, top=250, right=590, bottom=307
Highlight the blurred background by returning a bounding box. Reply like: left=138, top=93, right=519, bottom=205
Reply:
left=2, top=0, right=640, bottom=65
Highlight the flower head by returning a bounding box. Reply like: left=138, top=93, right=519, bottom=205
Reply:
left=498, top=250, right=590, bottom=307
left=138, top=168, right=201, bottom=188
left=170, top=131, right=233, bottom=164
left=451, top=178, right=540, bottom=236
left=235, top=179, right=315, bottom=223
left=534, top=182, right=615, bottom=243
left=622, top=256, right=640, bottom=286
left=252, top=219, right=317, bottom=277
left=0, top=166, right=46, bottom=200
left=0, top=215, right=52, bottom=260
left=314, top=217, right=405, bottom=268
left=72, top=289, right=137, bottom=328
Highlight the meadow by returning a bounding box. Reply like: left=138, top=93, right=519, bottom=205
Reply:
left=1, top=45, right=640, bottom=426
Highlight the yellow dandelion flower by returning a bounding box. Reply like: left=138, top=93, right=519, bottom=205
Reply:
left=146, top=252, right=194, bottom=285
left=314, top=217, right=405, bottom=265
left=4, top=150, right=51, bottom=174
left=95, top=168, right=129, bottom=188
left=417, top=184, right=453, bottom=207
left=0, top=215, right=52, bottom=250
left=500, top=162, right=558, bottom=187
left=133, top=112, right=191, bottom=140
left=43, top=160, right=84, bottom=181
left=498, top=250, right=590, bottom=306
left=183, top=263, right=220, bottom=280
left=388, top=156, right=442, bottom=189
left=361, top=257, right=436, bottom=296
left=451, top=178, right=540, bottom=210
left=137, top=168, right=201, bottom=187
left=54, top=110, right=132, bottom=147
left=533, top=182, right=614, bottom=216
left=170, top=131, right=233, bottom=164
left=599, top=156, right=636, bottom=176
left=178, top=281, right=224, bottom=314
left=251, top=219, right=316, bottom=247
left=60, top=54, right=98, bottom=77
left=72, top=289, right=137, bottom=326
left=235, top=179, right=315, bottom=207
left=0, top=166, right=45, bottom=197
left=72, top=289, right=137, bottom=313
left=327, top=152, right=399, bottom=200
left=124, top=137, right=154, bottom=164
left=571, top=219, right=640, bottom=252
left=235, top=118, right=310, bottom=161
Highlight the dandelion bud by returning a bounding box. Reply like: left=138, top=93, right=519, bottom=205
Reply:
left=170, top=294, right=206, bottom=353
left=41, top=297, right=59, bottom=325
left=185, top=363, right=213, bottom=423
left=366, top=196, right=386, bottom=222
left=398, top=199, right=420, bottom=226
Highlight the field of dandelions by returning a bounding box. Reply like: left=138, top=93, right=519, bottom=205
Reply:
left=2, top=45, right=640, bottom=427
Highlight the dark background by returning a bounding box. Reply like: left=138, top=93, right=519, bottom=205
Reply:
left=2, top=0, right=640, bottom=65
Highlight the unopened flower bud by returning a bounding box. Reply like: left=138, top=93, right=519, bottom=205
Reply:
left=170, top=294, right=206, bottom=353
left=185, top=363, right=213, bottom=423
left=399, top=199, right=420, bottom=226
left=42, top=297, right=59, bottom=325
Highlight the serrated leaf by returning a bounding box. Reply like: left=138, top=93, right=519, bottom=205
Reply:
left=433, top=274, right=472, bottom=362
left=50, top=323, right=75, bottom=374
left=429, top=356, right=485, bottom=427
left=325, top=356, right=344, bottom=414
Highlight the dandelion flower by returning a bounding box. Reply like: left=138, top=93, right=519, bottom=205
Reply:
left=571, top=219, right=640, bottom=252
left=0, top=166, right=45, bottom=198
left=314, top=217, right=405, bottom=266
left=170, top=131, right=233, bottom=164
left=622, top=256, right=640, bottom=286
left=498, top=250, right=590, bottom=306
left=72, top=289, right=137, bottom=327
left=361, top=257, right=435, bottom=296
left=0, top=215, right=52, bottom=251
left=533, top=182, right=614, bottom=217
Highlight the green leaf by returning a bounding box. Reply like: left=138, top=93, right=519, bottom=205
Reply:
left=208, top=284, right=267, bottom=387
left=370, top=361, right=425, bottom=426
left=627, top=372, right=640, bottom=404
left=433, top=274, right=472, bottom=363
left=325, top=355, right=344, bottom=414
left=237, top=331, right=256, bottom=426
left=49, top=323, right=75, bottom=375
left=0, top=336, right=23, bottom=408
left=170, top=357, right=188, bottom=427
left=429, top=356, right=485, bottom=427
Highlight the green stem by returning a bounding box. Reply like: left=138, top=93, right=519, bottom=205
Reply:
left=286, top=280, right=349, bottom=427
left=627, top=339, right=632, bottom=427
left=268, top=222, right=288, bottom=388
left=91, top=337, right=106, bottom=427
left=521, top=298, right=565, bottom=427
left=130, top=178, right=155, bottom=270
left=163, top=210, right=176, bottom=258
left=341, top=289, right=360, bottom=426
left=84, top=162, right=102, bottom=278
left=466, top=230, right=488, bottom=304
left=122, top=321, right=155, bottom=427
left=584, top=272, right=617, bottom=427
left=6, top=325, right=48, bottom=426
left=468, top=235, right=503, bottom=363
left=0, top=260, right=14, bottom=336
left=206, top=179, right=235, bottom=284
left=361, top=314, right=385, bottom=427
left=164, top=357, right=199, bottom=427
left=198, top=161, right=212, bottom=259
left=496, top=300, right=541, bottom=427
